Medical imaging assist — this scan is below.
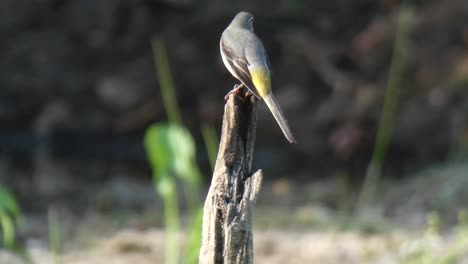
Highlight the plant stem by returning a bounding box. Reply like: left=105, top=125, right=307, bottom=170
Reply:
left=48, top=207, right=62, bottom=264
left=152, top=37, right=183, bottom=125
left=358, top=5, right=413, bottom=206
left=162, top=179, right=179, bottom=264
left=0, top=210, right=14, bottom=248
left=201, top=124, right=219, bottom=171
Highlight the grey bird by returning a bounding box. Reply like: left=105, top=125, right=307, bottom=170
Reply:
left=220, top=11, right=296, bottom=143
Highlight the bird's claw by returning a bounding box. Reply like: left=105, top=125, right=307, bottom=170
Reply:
left=224, top=83, right=245, bottom=101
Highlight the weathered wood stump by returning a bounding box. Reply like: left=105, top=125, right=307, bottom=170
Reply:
left=199, top=94, right=263, bottom=264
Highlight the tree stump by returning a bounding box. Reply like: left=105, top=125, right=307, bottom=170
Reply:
left=199, top=93, right=263, bottom=264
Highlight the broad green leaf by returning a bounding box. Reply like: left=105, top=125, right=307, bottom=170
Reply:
left=144, top=122, right=203, bottom=264
left=144, top=125, right=170, bottom=177
left=0, top=186, right=20, bottom=217
left=144, top=124, right=201, bottom=186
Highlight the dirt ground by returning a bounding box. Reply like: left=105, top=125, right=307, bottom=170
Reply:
left=0, top=224, right=466, bottom=264
left=1, top=163, right=468, bottom=264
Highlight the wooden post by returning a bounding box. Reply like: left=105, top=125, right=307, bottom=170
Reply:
left=199, top=94, right=263, bottom=264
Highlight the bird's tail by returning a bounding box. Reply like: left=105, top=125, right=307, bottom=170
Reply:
left=263, top=93, right=296, bottom=143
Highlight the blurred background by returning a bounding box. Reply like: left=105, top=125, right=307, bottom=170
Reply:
left=1, top=0, right=468, bottom=263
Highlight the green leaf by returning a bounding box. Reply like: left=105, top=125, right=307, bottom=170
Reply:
left=0, top=185, right=22, bottom=249
left=155, top=174, right=174, bottom=197
left=144, top=123, right=201, bottom=186
left=144, top=123, right=203, bottom=264
left=0, top=186, right=20, bottom=217
left=0, top=209, right=15, bottom=248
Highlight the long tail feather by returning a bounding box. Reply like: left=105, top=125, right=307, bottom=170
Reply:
left=263, top=93, right=296, bottom=143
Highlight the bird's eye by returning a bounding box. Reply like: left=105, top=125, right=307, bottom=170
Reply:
left=249, top=17, right=254, bottom=24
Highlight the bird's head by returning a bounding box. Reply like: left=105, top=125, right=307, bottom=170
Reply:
left=230, top=11, right=254, bottom=31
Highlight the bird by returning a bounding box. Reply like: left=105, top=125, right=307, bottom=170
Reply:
left=220, top=11, right=296, bottom=143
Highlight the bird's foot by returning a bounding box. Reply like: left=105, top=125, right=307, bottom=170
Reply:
left=224, top=83, right=245, bottom=101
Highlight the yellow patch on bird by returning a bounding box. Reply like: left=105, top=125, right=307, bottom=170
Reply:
left=250, top=68, right=271, bottom=98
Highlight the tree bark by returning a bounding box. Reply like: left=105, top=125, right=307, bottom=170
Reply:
left=199, top=94, right=263, bottom=264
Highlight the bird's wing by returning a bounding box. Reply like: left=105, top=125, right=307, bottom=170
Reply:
left=220, top=37, right=261, bottom=98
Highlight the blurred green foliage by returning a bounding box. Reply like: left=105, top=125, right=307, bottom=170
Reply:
left=152, top=37, right=182, bottom=125
left=0, top=185, right=21, bottom=249
left=145, top=124, right=202, bottom=188
left=0, top=185, right=33, bottom=263
left=201, top=124, right=218, bottom=171
left=358, top=4, right=414, bottom=206
left=146, top=37, right=217, bottom=264
left=48, top=207, right=62, bottom=264
left=399, top=210, right=468, bottom=264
